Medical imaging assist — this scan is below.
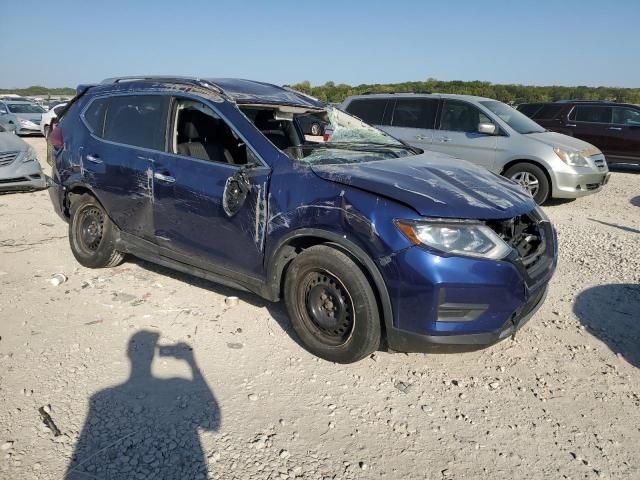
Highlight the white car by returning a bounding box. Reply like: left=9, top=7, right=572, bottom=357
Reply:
left=40, top=103, right=67, bottom=137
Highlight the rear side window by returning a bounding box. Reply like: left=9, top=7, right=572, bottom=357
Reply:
left=391, top=98, right=437, bottom=129
left=84, top=98, right=108, bottom=136
left=344, top=99, right=388, bottom=125
left=531, top=104, right=563, bottom=120
left=85, top=95, right=169, bottom=150
left=439, top=100, right=491, bottom=132
left=569, top=105, right=612, bottom=124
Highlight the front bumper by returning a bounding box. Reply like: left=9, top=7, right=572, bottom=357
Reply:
left=552, top=167, right=610, bottom=198
left=16, top=124, right=42, bottom=136
left=387, top=285, right=548, bottom=353
left=0, top=159, right=48, bottom=192
left=377, top=220, right=556, bottom=353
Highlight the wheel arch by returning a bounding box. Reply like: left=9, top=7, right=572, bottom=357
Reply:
left=266, top=229, right=394, bottom=341
left=500, top=158, right=553, bottom=193
left=63, top=184, right=106, bottom=219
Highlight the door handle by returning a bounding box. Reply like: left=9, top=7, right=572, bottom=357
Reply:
left=154, top=172, right=175, bottom=183
left=85, top=154, right=102, bottom=164
left=608, top=127, right=622, bottom=131
left=437, top=136, right=451, bottom=143
left=565, top=124, right=576, bottom=127
left=415, top=135, right=429, bottom=140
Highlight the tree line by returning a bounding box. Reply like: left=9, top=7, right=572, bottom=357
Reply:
left=288, top=78, right=640, bottom=105
left=0, top=86, right=76, bottom=97
left=3, top=80, right=639, bottom=105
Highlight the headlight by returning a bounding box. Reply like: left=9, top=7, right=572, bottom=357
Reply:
left=553, top=147, right=589, bottom=167
left=394, top=220, right=512, bottom=260
left=20, top=146, right=38, bottom=163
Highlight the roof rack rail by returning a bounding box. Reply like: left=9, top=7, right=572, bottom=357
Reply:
left=100, top=76, right=225, bottom=95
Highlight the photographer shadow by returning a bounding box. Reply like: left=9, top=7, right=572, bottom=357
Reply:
left=574, top=284, right=640, bottom=369
left=65, top=330, right=220, bottom=479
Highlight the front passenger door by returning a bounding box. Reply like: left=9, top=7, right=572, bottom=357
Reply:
left=430, top=99, right=497, bottom=169
left=152, top=98, right=272, bottom=279
left=608, top=106, right=640, bottom=162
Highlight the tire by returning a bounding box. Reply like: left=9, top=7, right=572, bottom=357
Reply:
left=69, top=194, right=124, bottom=268
left=310, top=123, right=322, bottom=136
left=504, top=162, right=550, bottom=204
left=284, top=245, right=381, bottom=363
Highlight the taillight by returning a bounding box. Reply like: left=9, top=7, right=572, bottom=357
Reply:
left=48, top=125, right=64, bottom=148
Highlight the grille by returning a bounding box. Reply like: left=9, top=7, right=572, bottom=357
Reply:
left=591, top=154, right=606, bottom=170
left=488, top=211, right=555, bottom=290
left=0, top=151, right=19, bottom=167
left=0, top=177, right=28, bottom=184
left=488, top=213, right=545, bottom=267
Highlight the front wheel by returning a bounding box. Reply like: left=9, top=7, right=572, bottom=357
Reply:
left=69, top=194, right=124, bottom=268
left=504, top=162, right=550, bottom=204
left=284, top=245, right=381, bottom=363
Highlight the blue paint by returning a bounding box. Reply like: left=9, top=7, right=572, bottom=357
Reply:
left=48, top=78, right=557, bottom=352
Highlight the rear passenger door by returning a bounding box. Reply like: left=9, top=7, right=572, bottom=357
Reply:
left=80, top=94, right=169, bottom=240
left=382, top=98, right=438, bottom=151
left=430, top=99, right=497, bottom=169
left=566, top=105, right=613, bottom=153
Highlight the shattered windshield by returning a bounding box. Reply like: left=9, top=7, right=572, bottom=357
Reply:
left=242, top=104, right=415, bottom=165
left=288, top=106, right=413, bottom=165
left=323, top=106, right=402, bottom=146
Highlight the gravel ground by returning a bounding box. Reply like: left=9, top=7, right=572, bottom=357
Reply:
left=0, top=137, right=638, bottom=479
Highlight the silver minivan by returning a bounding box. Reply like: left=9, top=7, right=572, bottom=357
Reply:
left=341, top=93, right=610, bottom=204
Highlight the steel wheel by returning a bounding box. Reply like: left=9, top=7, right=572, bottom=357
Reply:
left=298, top=269, right=355, bottom=346
left=76, top=206, right=105, bottom=254
left=510, top=171, right=540, bottom=197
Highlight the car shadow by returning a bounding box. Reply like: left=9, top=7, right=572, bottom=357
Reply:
left=609, top=164, right=640, bottom=174
left=129, top=258, right=307, bottom=351
left=543, top=198, right=576, bottom=207
left=630, top=196, right=640, bottom=207
left=587, top=218, right=640, bottom=234
left=65, top=330, right=220, bottom=479
left=574, top=284, right=640, bottom=369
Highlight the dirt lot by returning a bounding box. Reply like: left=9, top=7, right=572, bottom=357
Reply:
left=1, top=137, right=639, bottom=479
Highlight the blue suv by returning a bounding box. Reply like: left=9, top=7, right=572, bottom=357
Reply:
left=48, top=77, right=557, bottom=363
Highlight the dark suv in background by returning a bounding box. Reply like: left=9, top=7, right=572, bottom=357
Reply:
left=517, top=101, right=640, bottom=166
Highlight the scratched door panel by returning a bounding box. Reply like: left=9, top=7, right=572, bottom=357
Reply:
left=152, top=153, right=271, bottom=278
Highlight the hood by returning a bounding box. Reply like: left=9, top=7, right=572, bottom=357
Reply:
left=525, top=131, right=597, bottom=152
left=311, top=151, right=536, bottom=219
left=0, top=132, right=28, bottom=152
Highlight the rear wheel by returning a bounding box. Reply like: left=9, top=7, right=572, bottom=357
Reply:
left=284, top=245, right=381, bottom=363
left=69, top=194, right=124, bottom=268
left=504, top=162, right=550, bottom=204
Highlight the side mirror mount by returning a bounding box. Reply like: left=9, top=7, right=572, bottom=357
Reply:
left=478, top=123, right=497, bottom=135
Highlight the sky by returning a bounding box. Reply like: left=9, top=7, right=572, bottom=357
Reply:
left=2, top=0, right=639, bottom=89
